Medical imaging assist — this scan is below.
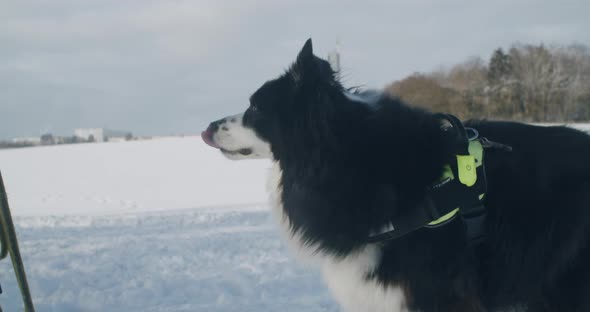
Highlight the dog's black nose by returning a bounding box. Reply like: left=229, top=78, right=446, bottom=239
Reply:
left=207, top=119, right=224, bottom=133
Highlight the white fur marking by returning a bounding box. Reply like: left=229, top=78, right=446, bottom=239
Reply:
left=212, top=113, right=271, bottom=160
left=267, top=162, right=408, bottom=312
left=323, top=250, right=409, bottom=312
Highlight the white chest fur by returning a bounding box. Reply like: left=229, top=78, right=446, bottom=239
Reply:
left=267, top=162, right=408, bottom=312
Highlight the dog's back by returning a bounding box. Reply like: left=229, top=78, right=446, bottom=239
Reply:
left=466, top=121, right=590, bottom=310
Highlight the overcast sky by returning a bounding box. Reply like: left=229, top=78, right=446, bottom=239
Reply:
left=1, top=0, right=589, bottom=139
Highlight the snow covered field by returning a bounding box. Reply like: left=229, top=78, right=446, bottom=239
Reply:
left=0, top=137, right=336, bottom=312
left=0, top=124, right=588, bottom=311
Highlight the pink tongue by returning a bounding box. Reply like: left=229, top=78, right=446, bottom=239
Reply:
left=201, top=130, right=220, bottom=148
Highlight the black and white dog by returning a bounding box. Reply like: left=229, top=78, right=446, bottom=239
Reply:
left=202, top=39, right=590, bottom=312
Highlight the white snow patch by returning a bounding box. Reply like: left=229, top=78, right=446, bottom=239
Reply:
left=0, top=138, right=337, bottom=312
left=0, top=137, right=270, bottom=216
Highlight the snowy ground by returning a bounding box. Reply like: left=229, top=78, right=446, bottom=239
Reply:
left=0, top=137, right=336, bottom=312
left=0, top=124, right=588, bottom=311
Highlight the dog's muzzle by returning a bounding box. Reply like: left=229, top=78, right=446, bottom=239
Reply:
left=201, top=114, right=270, bottom=160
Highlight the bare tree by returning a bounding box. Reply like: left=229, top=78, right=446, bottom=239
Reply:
left=509, top=44, right=573, bottom=121
left=385, top=42, right=590, bottom=122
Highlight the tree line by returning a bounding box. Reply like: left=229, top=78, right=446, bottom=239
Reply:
left=386, top=43, right=590, bottom=122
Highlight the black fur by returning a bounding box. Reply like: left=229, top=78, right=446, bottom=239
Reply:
left=240, top=39, right=590, bottom=311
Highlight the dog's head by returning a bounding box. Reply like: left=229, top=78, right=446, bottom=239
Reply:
left=201, top=39, right=350, bottom=161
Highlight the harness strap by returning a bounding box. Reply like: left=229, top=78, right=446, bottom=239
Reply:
left=366, top=202, right=434, bottom=243
left=366, top=114, right=509, bottom=246
left=366, top=140, right=486, bottom=244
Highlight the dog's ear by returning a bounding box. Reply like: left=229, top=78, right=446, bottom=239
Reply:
left=296, top=38, right=314, bottom=65
left=291, top=38, right=318, bottom=84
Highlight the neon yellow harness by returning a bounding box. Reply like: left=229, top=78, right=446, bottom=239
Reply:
left=366, top=113, right=510, bottom=245
left=427, top=140, right=485, bottom=226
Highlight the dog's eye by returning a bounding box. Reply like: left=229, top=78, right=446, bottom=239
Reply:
left=250, top=105, right=259, bottom=113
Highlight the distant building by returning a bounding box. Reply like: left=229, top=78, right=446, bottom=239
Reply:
left=11, top=137, right=41, bottom=145
left=75, top=128, right=105, bottom=142
left=40, top=134, right=55, bottom=145
left=104, top=129, right=133, bottom=141
left=74, top=128, right=133, bottom=143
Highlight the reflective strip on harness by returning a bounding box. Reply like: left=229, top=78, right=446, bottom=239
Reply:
left=426, top=140, right=485, bottom=226
left=427, top=207, right=459, bottom=226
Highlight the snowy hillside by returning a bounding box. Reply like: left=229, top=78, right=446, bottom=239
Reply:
left=0, top=137, right=336, bottom=312
left=0, top=137, right=270, bottom=216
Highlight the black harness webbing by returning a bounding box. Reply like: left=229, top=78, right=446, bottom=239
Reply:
left=367, top=114, right=511, bottom=246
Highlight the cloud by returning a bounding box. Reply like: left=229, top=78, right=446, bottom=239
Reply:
left=519, top=23, right=590, bottom=44
left=0, top=0, right=589, bottom=139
